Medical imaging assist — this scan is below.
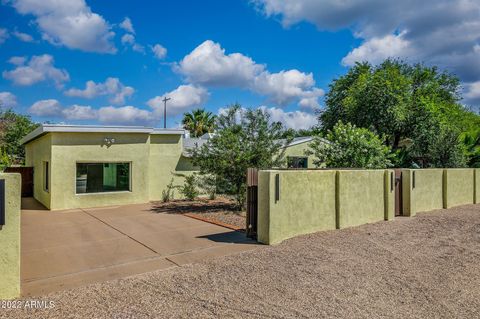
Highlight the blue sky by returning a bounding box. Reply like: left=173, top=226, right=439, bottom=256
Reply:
left=1, top=0, right=479, bottom=129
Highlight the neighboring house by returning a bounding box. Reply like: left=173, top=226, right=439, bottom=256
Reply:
left=182, top=134, right=316, bottom=169
left=20, top=124, right=195, bottom=210
left=278, top=136, right=315, bottom=169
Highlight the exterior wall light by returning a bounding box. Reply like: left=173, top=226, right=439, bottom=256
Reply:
left=104, top=137, right=116, bottom=146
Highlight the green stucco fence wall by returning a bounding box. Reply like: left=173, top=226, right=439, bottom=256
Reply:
left=402, top=168, right=478, bottom=216
left=257, top=169, right=394, bottom=245
left=0, top=173, right=21, bottom=299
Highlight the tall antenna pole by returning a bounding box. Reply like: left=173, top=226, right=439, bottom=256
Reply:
left=162, top=96, right=171, bottom=128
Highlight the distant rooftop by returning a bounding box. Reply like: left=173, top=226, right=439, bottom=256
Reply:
left=20, top=124, right=185, bottom=145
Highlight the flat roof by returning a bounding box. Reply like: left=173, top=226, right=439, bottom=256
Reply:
left=20, top=124, right=185, bottom=145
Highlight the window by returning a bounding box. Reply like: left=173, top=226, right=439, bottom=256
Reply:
left=287, top=156, right=308, bottom=169
left=44, top=161, right=49, bottom=192
left=76, top=163, right=130, bottom=194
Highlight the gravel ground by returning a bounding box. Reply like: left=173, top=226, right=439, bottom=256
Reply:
left=4, top=204, right=480, bottom=319
left=150, top=197, right=246, bottom=229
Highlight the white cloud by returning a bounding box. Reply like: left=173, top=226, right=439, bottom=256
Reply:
left=119, top=17, right=135, bottom=34
left=253, top=70, right=324, bottom=108
left=342, top=31, right=414, bottom=66
left=259, top=106, right=317, bottom=130
left=12, top=30, right=34, bottom=42
left=177, top=40, right=323, bottom=107
left=28, top=99, right=154, bottom=125
left=8, top=56, right=26, bottom=66
left=121, top=33, right=134, bottom=45
left=9, top=0, right=116, bottom=53
left=0, top=92, right=18, bottom=108
left=147, top=84, right=209, bottom=116
left=0, top=28, right=9, bottom=44
left=61, top=105, right=97, bottom=120
left=151, top=44, right=167, bottom=59
left=64, top=77, right=134, bottom=105
left=97, top=106, right=152, bottom=125
left=3, top=54, right=69, bottom=87
left=121, top=33, right=144, bottom=53
left=29, top=99, right=62, bottom=116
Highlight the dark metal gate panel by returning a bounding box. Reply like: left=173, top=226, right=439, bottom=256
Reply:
left=246, top=168, right=258, bottom=239
left=4, top=167, right=33, bottom=197
left=394, top=169, right=403, bottom=216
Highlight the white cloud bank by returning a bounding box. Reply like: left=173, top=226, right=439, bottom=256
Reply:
left=0, top=92, right=18, bottom=108
left=176, top=40, right=323, bottom=109
left=28, top=99, right=154, bottom=125
left=8, top=0, right=116, bottom=53
left=3, top=54, right=69, bottom=88
left=65, top=77, right=135, bottom=105
left=255, top=0, right=480, bottom=85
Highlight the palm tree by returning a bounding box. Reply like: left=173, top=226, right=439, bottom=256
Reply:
left=462, top=129, right=480, bottom=167
left=182, top=108, right=216, bottom=137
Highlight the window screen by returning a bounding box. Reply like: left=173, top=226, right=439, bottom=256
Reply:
left=287, top=157, right=308, bottom=169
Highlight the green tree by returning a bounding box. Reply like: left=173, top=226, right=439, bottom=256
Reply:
left=0, top=109, right=39, bottom=164
left=307, top=121, right=392, bottom=169
left=319, top=59, right=477, bottom=167
left=461, top=129, right=480, bottom=168
left=182, top=108, right=216, bottom=138
left=192, top=104, right=288, bottom=209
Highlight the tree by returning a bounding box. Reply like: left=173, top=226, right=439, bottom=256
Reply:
left=182, top=108, right=216, bottom=138
left=461, top=129, right=480, bottom=168
left=319, top=59, right=477, bottom=167
left=307, top=121, right=392, bottom=169
left=0, top=109, right=39, bottom=164
left=192, top=104, right=288, bottom=209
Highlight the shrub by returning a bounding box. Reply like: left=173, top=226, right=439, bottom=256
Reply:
left=161, top=178, right=176, bottom=202
left=179, top=174, right=198, bottom=201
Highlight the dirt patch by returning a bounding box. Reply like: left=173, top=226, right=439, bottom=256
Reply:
left=4, top=204, right=480, bottom=319
left=150, top=197, right=246, bottom=229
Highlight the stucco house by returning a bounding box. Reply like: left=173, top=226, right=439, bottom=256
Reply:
left=20, top=124, right=196, bottom=210
left=20, top=124, right=315, bottom=210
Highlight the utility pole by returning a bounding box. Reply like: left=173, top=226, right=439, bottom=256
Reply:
left=162, top=96, right=171, bottom=129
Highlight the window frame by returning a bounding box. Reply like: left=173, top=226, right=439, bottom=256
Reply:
left=43, top=161, right=49, bottom=192
left=287, top=156, right=309, bottom=169
left=75, top=161, right=132, bottom=195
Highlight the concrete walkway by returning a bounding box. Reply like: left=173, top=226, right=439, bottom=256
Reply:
left=21, top=198, right=257, bottom=296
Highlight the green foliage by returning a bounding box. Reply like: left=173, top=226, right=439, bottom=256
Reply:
left=182, top=108, right=216, bottom=138
left=0, top=109, right=39, bottom=164
left=280, top=127, right=320, bottom=139
left=179, top=174, right=198, bottom=201
left=161, top=178, right=176, bottom=203
left=0, top=148, right=11, bottom=171
left=461, top=129, right=480, bottom=168
left=192, top=104, right=289, bottom=209
left=197, top=174, right=217, bottom=200
left=319, top=59, right=478, bottom=167
left=307, top=122, right=392, bottom=169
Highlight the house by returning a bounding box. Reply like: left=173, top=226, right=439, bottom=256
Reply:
left=20, top=124, right=195, bottom=210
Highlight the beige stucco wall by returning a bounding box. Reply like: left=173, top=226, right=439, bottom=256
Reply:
left=337, top=170, right=393, bottom=229
left=24, top=134, right=51, bottom=209
left=257, top=169, right=394, bottom=245
left=257, top=170, right=336, bottom=245
left=148, top=134, right=194, bottom=201
left=475, top=169, right=480, bottom=204
left=49, top=132, right=151, bottom=210
left=402, top=169, right=444, bottom=216
left=444, top=169, right=475, bottom=208
left=282, top=142, right=315, bottom=168
left=0, top=173, right=21, bottom=299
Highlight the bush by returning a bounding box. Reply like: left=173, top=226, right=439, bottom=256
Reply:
left=308, top=121, right=392, bottom=169
left=198, top=174, right=217, bottom=200
left=179, top=174, right=198, bottom=201
left=161, top=178, right=176, bottom=202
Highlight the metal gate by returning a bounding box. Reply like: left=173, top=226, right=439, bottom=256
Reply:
left=246, top=168, right=258, bottom=239
left=4, top=166, right=34, bottom=197
left=394, top=169, right=403, bottom=216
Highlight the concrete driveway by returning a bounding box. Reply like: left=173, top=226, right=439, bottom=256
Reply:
left=21, top=198, right=257, bottom=296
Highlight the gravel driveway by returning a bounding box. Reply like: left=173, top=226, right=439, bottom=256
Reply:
left=4, top=204, right=480, bottom=318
